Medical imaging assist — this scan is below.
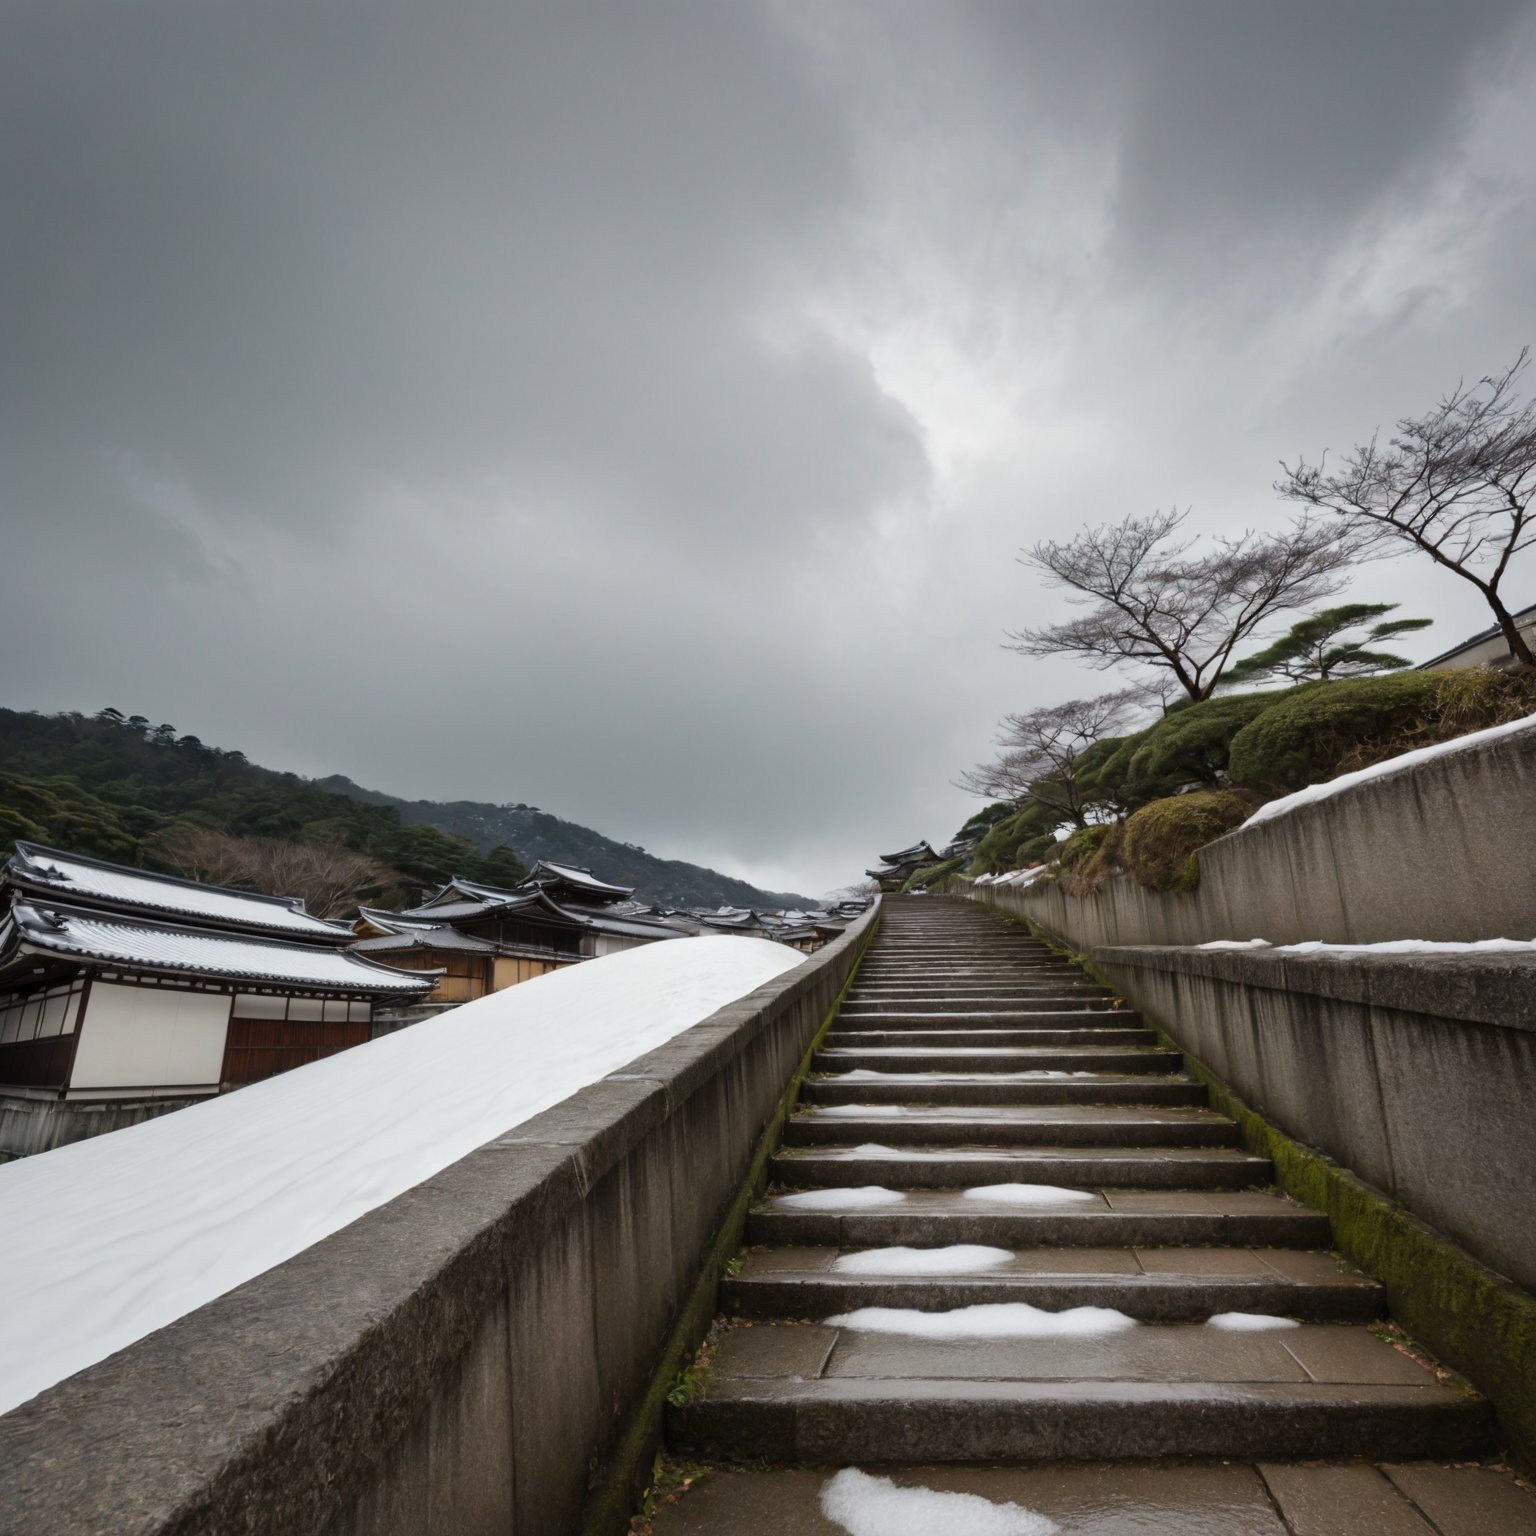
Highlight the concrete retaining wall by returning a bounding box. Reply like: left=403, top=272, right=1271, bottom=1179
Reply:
left=981, top=718, right=1536, bottom=948
left=1087, top=944, right=1536, bottom=1293
left=0, top=1091, right=205, bottom=1161
left=0, top=905, right=877, bottom=1536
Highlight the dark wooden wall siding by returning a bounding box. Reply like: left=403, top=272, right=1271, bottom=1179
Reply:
left=221, top=1019, right=371, bottom=1086
left=0, top=1035, right=73, bottom=1089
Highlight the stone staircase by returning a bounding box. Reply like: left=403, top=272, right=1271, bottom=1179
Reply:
left=649, top=898, right=1536, bottom=1532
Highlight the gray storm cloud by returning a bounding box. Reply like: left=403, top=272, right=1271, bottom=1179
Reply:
left=4, top=0, right=1535, bottom=894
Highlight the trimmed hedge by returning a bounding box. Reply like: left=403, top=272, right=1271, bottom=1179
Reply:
left=1120, top=790, right=1256, bottom=892
left=1228, top=672, right=1444, bottom=791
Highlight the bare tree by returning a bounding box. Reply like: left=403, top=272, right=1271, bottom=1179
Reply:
left=1278, top=350, right=1536, bottom=666
left=957, top=691, right=1141, bottom=826
left=147, top=826, right=397, bottom=918
left=1010, top=510, right=1358, bottom=701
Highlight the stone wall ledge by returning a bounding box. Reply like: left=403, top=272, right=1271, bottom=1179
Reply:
left=0, top=904, right=879, bottom=1536
left=1092, top=945, right=1536, bottom=1034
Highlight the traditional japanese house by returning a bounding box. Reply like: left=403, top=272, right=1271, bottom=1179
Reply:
left=0, top=842, right=436, bottom=1157
left=865, top=841, right=942, bottom=891
left=352, top=902, right=584, bottom=1004
left=353, top=863, right=694, bottom=1010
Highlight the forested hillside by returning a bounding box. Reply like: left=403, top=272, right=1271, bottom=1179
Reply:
left=316, top=779, right=808, bottom=908
left=0, top=708, right=807, bottom=911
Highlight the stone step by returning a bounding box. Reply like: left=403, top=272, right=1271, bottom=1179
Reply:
left=771, top=1144, right=1271, bottom=1190
left=669, top=1322, right=1489, bottom=1463
left=813, top=1047, right=1183, bottom=1074
left=824, top=1027, right=1157, bottom=1048
left=837, top=1009, right=1135, bottom=1029
left=855, top=959, right=1067, bottom=970
left=847, top=983, right=1112, bottom=995
left=784, top=1105, right=1239, bottom=1147
left=841, top=997, right=1122, bottom=1015
left=747, top=1188, right=1331, bottom=1249
left=803, top=1072, right=1207, bottom=1107
left=721, top=1246, right=1383, bottom=1322
left=643, top=1460, right=1536, bottom=1534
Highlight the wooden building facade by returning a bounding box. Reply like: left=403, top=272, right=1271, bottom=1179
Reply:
left=0, top=844, right=435, bottom=1119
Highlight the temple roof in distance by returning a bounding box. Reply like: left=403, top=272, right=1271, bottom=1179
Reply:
left=525, top=861, right=635, bottom=902
left=2, top=901, right=438, bottom=995
left=5, top=841, right=354, bottom=943
left=878, top=841, right=941, bottom=867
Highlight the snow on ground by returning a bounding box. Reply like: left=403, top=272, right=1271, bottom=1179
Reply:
left=820, top=1143, right=1025, bottom=1161
left=821, top=1467, right=1059, bottom=1536
left=832, top=1245, right=1013, bottom=1274
left=1207, top=1312, right=1301, bottom=1331
left=1200, top=937, right=1536, bottom=955
left=0, top=936, right=802, bottom=1418
left=825, top=1301, right=1136, bottom=1337
left=813, top=1103, right=911, bottom=1116
left=776, top=1186, right=907, bottom=1209
left=1281, top=937, right=1536, bottom=955
left=1245, top=710, right=1536, bottom=827
left=835, top=1069, right=1100, bottom=1081
left=962, top=1183, right=1097, bottom=1204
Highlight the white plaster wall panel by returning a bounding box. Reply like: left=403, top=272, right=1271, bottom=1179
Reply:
left=70, top=984, right=229, bottom=1089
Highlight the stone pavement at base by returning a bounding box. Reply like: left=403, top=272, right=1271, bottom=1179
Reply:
left=650, top=897, right=1536, bottom=1532
left=647, top=1462, right=1536, bottom=1535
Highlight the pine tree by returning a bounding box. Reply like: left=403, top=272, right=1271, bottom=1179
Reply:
left=1221, top=604, right=1431, bottom=687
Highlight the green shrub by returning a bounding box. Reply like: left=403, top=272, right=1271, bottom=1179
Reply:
left=903, top=856, right=964, bottom=892
left=967, top=801, right=1059, bottom=874
left=1227, top=672, right=1446, bottom=791
left=1057, top=824, right=1109, bottom=870
left=955, top=803, right=1012, bottom=840
left=1122, top=692, right=1292, bottom=800
left=1121, top=791, right=1256, bottom=892
left=1077, top=729, right=1152, bottom=809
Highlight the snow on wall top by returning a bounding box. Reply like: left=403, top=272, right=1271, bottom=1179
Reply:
left=0, top=935, right=804, bottom=1417
left=8, top=842, right=352, bottom=939
left=1245, top=710, right=1536, bottom=828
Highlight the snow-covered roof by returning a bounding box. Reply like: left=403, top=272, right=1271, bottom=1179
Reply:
left=356, top=906, right=451, bottom=935
left=6, top=842, right=353, bottom=941
left=528, top=861, right=634, bottom=900
left=351, top=927, right=500, bottom=956
left=0, top=936, right=804, bottom=1416
left=4, top=902, right=436, bottom=994
left=879, top=841, right=940, bottom=866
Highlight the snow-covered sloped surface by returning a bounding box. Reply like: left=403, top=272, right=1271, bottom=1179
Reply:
left=1200, top=937, right=1536, bottom=955
left=1245, top=710, right=1536, bottom=827
left=0, top=936, right=803, bottom=1417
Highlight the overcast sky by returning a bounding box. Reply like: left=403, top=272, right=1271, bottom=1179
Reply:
left=5, top=1, right=1535, bottom=897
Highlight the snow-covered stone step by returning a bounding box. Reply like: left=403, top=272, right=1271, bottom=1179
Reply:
left=669, top=1321, right=1489, bottom=1463
left=721, top=1245, right=1382, bottom=1322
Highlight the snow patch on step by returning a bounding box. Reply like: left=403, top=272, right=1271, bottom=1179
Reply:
left=1207, top=1311, right=1301, bottom=1330
left=776, top=1186, right=907, bottom=1209
left=834, top=1068, right=1102, bottom=1080
left=832, top=1245, right=1014, bottom=1274
left=962, top=1183, right=1096, bottom=1204
left=814, top=1143, right=1020, bottom=1161
left=813, top=1104, right=911, bottom=1116
left=820, top=1468, right=1058, bottom=1535
left=824, top=1300, right=1136, bottom=1338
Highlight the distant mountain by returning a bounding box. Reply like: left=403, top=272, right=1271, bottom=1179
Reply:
left=315, top=776, right=810, bottom=909
left=0, top=707, right=809, bottom=911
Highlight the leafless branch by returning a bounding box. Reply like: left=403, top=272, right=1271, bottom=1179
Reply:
left=1277, top=349, right=1536, bottom=665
